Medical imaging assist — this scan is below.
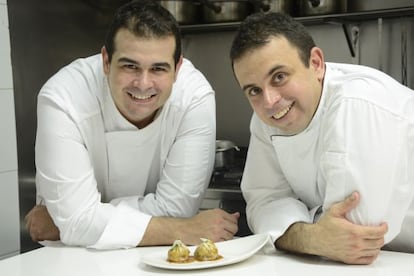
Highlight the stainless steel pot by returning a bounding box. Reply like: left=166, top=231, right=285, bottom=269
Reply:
left=201, top=0, right=253, bottom=23
left=159, top=0, right=201, bottom=25
left=348, top=0, right=414, bottom=12
left=297, top=0, right=347, bottom=16
left=251, top=0, right=294, bottom=14
left=215, top=140, right=240, bottom=170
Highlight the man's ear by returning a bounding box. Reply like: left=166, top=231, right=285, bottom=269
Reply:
left=309, top=47, right=325, bottom=81
left=101, top=46, right=110, bottom=75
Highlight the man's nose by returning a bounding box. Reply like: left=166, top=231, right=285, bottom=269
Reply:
left=133, top=71, right=153, bottom=89
left=262, top=88, right=281, bottom=109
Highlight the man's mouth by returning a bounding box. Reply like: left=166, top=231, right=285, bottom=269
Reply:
left=272, top=102, right=294, bottom=120
left=127, top=91, right=155, bottom=101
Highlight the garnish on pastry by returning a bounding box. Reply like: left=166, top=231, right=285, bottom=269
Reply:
left=194, top=238, right=220, bottom=261
left=167, top=240, right=191, bottom=263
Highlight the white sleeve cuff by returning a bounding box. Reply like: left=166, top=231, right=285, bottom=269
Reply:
left=89, top=202, right=152, bottom=250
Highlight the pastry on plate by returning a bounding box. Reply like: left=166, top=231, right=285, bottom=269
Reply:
left=167, top=240, right=191, bottom=263
left=194, top=238, right=220, bottom=261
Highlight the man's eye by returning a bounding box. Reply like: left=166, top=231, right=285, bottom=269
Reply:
left=122, top=64, right=138, bottom=71
left=247, top=87, right=261, bottom=96
left=152, top=66, right=167, bottom=72
left=273, top=72, right=287, bottom=84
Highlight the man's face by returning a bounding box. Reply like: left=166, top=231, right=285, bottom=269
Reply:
left=233, top=36, right=325, bottom=135
left=102, top=28, right=182, bottom=128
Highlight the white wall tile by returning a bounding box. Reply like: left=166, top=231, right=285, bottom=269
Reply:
left=0, top=3, right=13, bottom=89
left=0, top=90, right=18, bottom=172
left=0, top=4, right=19, bottom=260
left=0, top=170, right=20, bottom=259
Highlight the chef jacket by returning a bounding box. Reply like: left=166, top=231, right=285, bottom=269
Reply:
left=35, top=55, right=216, bottom=249
left=241, top=62, right=414, bottom=252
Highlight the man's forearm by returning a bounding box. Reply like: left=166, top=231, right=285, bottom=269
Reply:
left=274, top=222, right=319, bottom=256
left=274, top=193, right=388, bottom=265
left=138, top=209, right=240, bottom=247
left=138, top=217, right=186, bottom=246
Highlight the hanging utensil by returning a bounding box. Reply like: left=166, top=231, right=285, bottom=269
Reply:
left=401, top=18, right=408, bottom=86
left=378, top=17, right=383, bottom=71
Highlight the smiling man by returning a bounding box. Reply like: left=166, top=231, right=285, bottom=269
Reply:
left=230, top=12, right=414, bottom=264
left=25, top=0, right=239, bottom=249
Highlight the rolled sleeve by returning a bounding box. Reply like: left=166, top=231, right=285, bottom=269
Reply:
left=90, top=202, right=152, bottom=249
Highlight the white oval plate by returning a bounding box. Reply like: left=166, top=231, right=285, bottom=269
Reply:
left=141, top=233, right=270, bottom=270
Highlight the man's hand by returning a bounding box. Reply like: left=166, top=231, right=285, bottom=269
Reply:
left=139, top=208, right=240, bottom=246
left=276, top=192, right=388, bottom=265
left=314, top=192, right=388, bottom=264
left=25, top=205, right=60, bottom=242
left=180, top=209, right=240, bottom=244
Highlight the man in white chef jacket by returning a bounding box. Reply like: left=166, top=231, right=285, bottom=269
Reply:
left=25, top=0, right=239, bottom=249
left=230, top=12, right=414, bottom=264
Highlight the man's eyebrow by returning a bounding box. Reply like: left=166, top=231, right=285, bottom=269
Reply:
left=267, top=64, right=285, bottom=77
left=241, top=83, right=255, bottom=92
left=117, top=57, right=138, bottom=64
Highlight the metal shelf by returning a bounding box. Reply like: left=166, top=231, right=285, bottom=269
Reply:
left=297, top=6, right=414, bottom=24
left=180, top=7, right=414, bottom=34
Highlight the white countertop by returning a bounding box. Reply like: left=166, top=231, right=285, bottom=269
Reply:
left=1, top=240, right=414, bottom=276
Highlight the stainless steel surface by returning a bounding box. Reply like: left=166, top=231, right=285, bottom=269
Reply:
left=215, top=140, right=239, bottom=170
left=159, top=0, right=201, bottom=25
left=348, top=0, right=414, bottom=12
left=204, top=187, right=244, bottom=201
left=251, top=0, right=294, bottom=15
left=297, top=0, right=347, bottom=16
left=215, top=140, right=239, bottom=152
left=201, top=0, right=253, bottom=23
left=8, top=0, right=120, bottom=253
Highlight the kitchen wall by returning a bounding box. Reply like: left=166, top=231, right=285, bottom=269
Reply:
left=8, top=0, right=111, bottom=253
left=0, top=0, right=20, bottom=260
left=6, top=0, right=413, bottom=253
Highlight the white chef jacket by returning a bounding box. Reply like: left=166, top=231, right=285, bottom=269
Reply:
left=35, top=55, right=216, bottom=249
left=241, top=62, right=414, bottom=252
